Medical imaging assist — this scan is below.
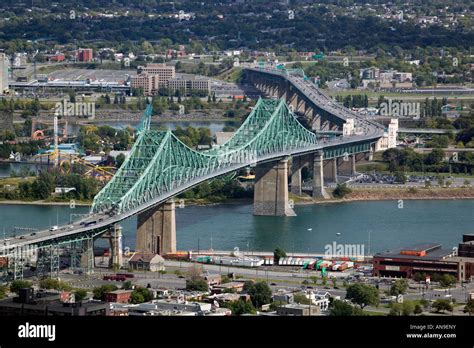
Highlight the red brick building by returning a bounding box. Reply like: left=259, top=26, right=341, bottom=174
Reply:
left=372, top=243, right=458, bottom=279
left=105, top=290, right=133, bottom=303
left=373, top=236, right=474, bottom=282
left=77, top=48, right=93, bottom=62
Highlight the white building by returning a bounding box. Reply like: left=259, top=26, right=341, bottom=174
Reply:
left=0, top=52, right=9, bottom=94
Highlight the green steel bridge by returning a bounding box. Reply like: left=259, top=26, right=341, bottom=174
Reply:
left=1, top=67, right=385, bottom=279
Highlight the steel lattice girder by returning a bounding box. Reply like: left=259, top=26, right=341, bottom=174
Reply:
left=91, top=98, right=321, bottom=214
left=90, top=97, right=375, bottom=215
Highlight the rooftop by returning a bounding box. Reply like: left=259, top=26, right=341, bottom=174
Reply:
left=375, top=243, right=457, bottom=261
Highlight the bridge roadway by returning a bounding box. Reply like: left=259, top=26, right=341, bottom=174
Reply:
left=1, top=68, right=385, bottom=254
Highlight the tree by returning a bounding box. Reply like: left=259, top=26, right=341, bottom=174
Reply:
left=0, top=284, right=7, bottom=299
left=122, top=281, right=133, bottom=290
left=224, top=299, right=256, bottom=316
left=432, top=299, right=453, bottom=313
left=390, top=279, right=408, bottom=296
left=402, top=300, right=415, bottom=316
left=273, top=248, right=286, bottom=264
left=464, top=300, right=474, bottom=316
left=131, top=288, right=153, bottom=303
left=389, top=303, right=403, bottom=316
left=329, top=299, right=364, bottom=316
left=39, top=278, right=72, bottom=291
left=333, top=183, right=352, bottom=198
left=294, top=293, right=312, bottom=305
left=438, top=274, right=456, bottom=288
left=345, top=283, right=379, bottom=308
left=93, top=284, right=118, bottom=301
left=9, top=280, right=32, bottom=294
left=414, top=304, right=423, bottom=315
left=115, top=153, right=126, bottom=168
left=243, top=281, right=272, bottom=309
left=74, top=289, right=88, bottom=302
left=394, top=171, right=407, bottom=184
left=186, top=278, right=209, bottom=292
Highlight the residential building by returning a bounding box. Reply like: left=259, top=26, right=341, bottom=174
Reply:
left=77, top=48, right=93, bottom=62
left=211, top=281, right=245, bottom=294
left=128, top=252, right=165, bottom=272
left=203, top=273, right=222, bottom=287
left=130, top=73, right=160, bottom=96
left=0, top=52, right=9, bottom=94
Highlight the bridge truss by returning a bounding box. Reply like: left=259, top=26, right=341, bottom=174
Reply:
left=91, top=98, right=319, bottom=215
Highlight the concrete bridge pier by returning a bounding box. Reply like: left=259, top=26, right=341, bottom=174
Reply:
left=109, top=225, right=123, bottom=268
left=337, top=154, right=356, bottom=176
left=290, top=167, right=302, bottom=195
left=323, top=158, right=338, bottom=183
left=254, top=158, right=296, bottom=216
left=80, top=238, right=94, bottom=275
left=313, top=151, right=330, bottom=199
left=136, top=200, right=176, bottom=255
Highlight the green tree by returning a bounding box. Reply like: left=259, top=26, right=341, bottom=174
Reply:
left=122, top=281, right=133, bottom=290
left=223, top=299, right=256, bottom=316
left=464, top=300, right=474, bottom=316
left=414, top=304, right=423, bottom=315
left=394, top=171, right=407, bottom=184
left=273, top=248, right=287, bottom=264
left=9, top=280, right=32, bottom=294
left=438, top=274, right=456, bottom=288
left=333, top=183, right=352, bottom=198
left=74, top=289, right=88, bottom=301
left=432, top=299, right=453, bottom=313
left=39, top=278, right=72, bottom=291
left=294, top=293, right=312, bottom=305
left=115, top=153, right=126, bottom=168
left=243, top=281, right=272, bottom=309
left=402, top=300, right=415, bottom=316
left=329, top=299, right=364, bottom=316
left=130, top=288, right=153, bottom=304
left=185, top=278, right=209, bottom=292
left=389, top=303, right=403, bottom=316
left=345, top=283, right=379, bottom=308
left=0, top=284, right=7, bottom=299
left=93, top=284, right=118, bottom=301
left=390, top=279, right=408, bottom=296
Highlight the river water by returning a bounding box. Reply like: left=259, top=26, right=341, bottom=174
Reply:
left=0, top=200, right=472, bottom=254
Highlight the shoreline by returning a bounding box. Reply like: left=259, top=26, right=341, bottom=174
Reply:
left=0, top=190, right=473, bottom=207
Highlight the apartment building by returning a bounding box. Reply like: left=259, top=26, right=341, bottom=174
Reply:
left=130, top=73, right=160, bottom=95
left=168, top=75, right=211, bottom=95
left=140, top=63, right=175, bottom=87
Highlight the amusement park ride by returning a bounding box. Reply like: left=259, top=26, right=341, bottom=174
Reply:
left=30, top=115, right=116, bottom=180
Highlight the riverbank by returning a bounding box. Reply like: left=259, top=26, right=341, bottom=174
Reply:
left=1, top=187, right=473, bottom=207
left=295, top=186, right=474, bottom=205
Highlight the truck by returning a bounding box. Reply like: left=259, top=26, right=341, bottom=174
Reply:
left=103, top=274, right=127, bottom=281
